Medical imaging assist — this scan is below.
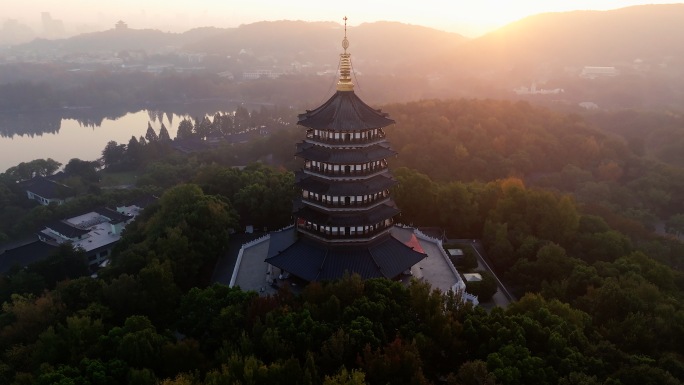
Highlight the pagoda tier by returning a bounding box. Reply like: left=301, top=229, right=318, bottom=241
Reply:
left=296, top=142, right=396, bottom=164
left=297, top=172, right=397, bottom=200
left=305, top=127, right=386, bottom=146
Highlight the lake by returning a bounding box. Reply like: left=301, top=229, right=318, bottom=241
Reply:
left=0, top=100, right=255, bottom=172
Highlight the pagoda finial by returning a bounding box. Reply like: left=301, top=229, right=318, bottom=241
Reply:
left=337, top=16, right=353, bottom=91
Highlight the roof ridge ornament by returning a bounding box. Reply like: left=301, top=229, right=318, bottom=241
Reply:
left=337, top=16, right=354, bottom=92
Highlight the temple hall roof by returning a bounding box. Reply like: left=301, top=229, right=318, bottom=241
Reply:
left=265, top=234, right=425, bottom=281
left=0, top=240, right=59, bottom=274
left=296, top=142, right=396, bottom=164
left=298, top=91, right=395, bottom=131
left=24, top=176, right=73, bottom=199
left=92, top=207, right=131, bottom=225
left=45, top=221, right=90, bottom=239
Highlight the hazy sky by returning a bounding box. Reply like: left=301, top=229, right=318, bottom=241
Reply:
left=5, top=0, right=680, bottom=37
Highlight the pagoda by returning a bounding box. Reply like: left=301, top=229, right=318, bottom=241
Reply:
left=265, top=20, right=425, bottom=281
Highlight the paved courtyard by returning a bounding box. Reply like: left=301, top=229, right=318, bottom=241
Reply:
left=218, top=226, right=477, bottom=301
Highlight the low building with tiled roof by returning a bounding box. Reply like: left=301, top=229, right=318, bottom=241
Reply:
left=23, top=176, right=74, bottom=205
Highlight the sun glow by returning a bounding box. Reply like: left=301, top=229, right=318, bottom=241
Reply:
left=5, top=0, right=678, bottom=37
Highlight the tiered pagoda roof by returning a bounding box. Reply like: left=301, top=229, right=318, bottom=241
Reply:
left=296, top=172, right=397, bottom=195
left=296, top=142, right=396, bottom=163
left=298, top=91, right=395, bottom=131
left=266, top=233, right=425, bottom=281
left=265, top=19, right=425, bottom=281
left=294, top=204, right=400, bottom=227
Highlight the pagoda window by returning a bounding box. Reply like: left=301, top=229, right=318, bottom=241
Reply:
left=345, top=196, right=351, bottom=205
left=345, top=165, right=351, bottom=174
left=345, top=133, right=351, bottom=141
left=333, top=164, right=339, bottom=171
left=302, top=191, right=309, bottom=198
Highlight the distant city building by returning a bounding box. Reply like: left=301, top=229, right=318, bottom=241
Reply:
left=514, top=81, right=564, bottom=95
left=579, top=101, right=600, bottom=110
left=41, top=12, right=65, bottom=38
left=115, top=20, right=128, bottom=30
left=580, top=66, right=618, bottom=79
left=243, top=69, right=284, bottom=80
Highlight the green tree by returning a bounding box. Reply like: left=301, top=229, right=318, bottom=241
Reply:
left=665, top=213, right=684, bottom=237
left=465, top=271, right=498, bottom=302
left=29, top=243, right=90, bottom=289
left=323, top=368, right=367, bottom=385
left=176, top=119, right=194, bottom=140
left=127, top=136, right=142, bottom=167
left=102, top=140, right=127, bottom=168
left=159, top=123, right=171, bottom=142
left=64, top=158, right=99, bottom=183
left=145, top=122, right=159, bottom=142
left=5, top=158, right=62, bottom=181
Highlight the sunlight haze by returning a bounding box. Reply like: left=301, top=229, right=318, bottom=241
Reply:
left=4, top=0, right=680, bottom=37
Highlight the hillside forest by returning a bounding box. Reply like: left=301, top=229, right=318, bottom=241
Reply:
left=1, top=97, right=683, bottom=384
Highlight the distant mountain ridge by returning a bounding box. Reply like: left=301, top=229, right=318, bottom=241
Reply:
left=7, top=4, right=684, bottom=109
left=13, top=20, right=466, bottom=67
left=13, top=5, right=684, bottom=73
left=447, top=4, right=684, bottom=76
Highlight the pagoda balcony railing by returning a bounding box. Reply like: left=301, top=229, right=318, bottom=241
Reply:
left=305, top=129, right=386, bottom=146
left=297, top=223, right=392, bottom=243
left=303, top=163, right=389, bottom=179
left=301, top=196, right=391, bottom=211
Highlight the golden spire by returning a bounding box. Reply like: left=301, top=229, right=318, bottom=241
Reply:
left=337, top=16, right=354, bottom=91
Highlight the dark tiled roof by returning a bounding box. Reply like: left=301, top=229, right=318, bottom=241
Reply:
left=128, top=194, right=158, bottom=209
left=294, top=203, right=399, bottom=227
left=298, top=91, right=395, bottom=131
left=267, top=226, right=298, bottom=259
left=93, top=207, right=131, bottom=225
left=25, top=177, right=73, bottom=199
left=297, top=172, right=396, bottom=195
left=171, top=138, right=209, bottom=153
left=0, top=240, right=58, bottom=274
left=45, top=221, right=89, bottom=239
left=296, top=142, right=396, bottom=164
left=265, top=234, right=425, bottom=281
left=49, top=171, right=69, bottom=181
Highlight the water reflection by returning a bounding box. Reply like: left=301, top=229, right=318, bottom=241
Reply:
left=0, top=99, right=254, bottom=171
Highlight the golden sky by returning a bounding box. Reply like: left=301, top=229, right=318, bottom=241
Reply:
left=5, top=0, right=680, bottom=36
